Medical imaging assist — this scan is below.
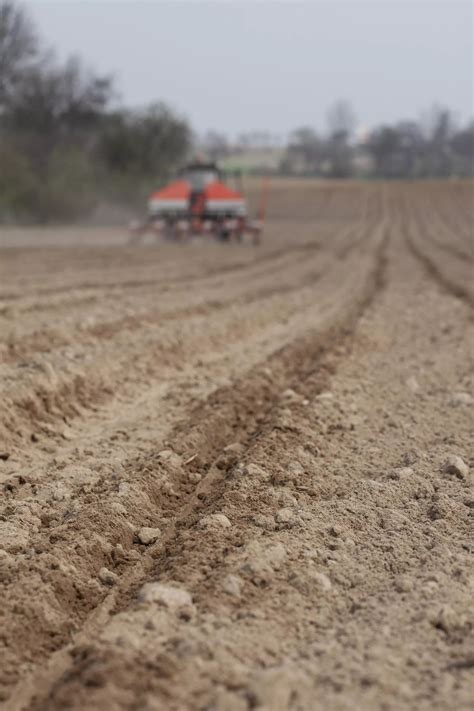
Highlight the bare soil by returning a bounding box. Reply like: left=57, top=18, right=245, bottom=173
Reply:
left=0, top=181, right=473, bottom=711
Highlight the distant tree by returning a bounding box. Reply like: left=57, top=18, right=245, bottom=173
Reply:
left=0, top=3, right=193, bottom=221
left=366, top=126, right=404, bottom=178
left=99, top=102, right=192, bottom=178
left=394, top=120, right=425, bottom=178
left=202, top=130, right=229, bottom=161
left=4, top=55, right=112, bottom=133
left=365, top=114, right=474, bottom=179
left=0, top=3, right=117, bottom=220
left=283, top=126, right=323, bottom=174
left=0, top=139, right=37, bottom=218
left=326, top=100, right=356, bottom=178
left=326, top=99, right=356, bottom=138
left=451, top=121, right=474, bottom=176
left=2, top=53, right=113, bottom=178
left=0, top=0, right=37, bottom=107
left=422, top=105, right=454, bottom=177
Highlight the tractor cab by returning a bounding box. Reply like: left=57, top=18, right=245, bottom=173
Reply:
left=183, top=162, right=220, bottom=192
left=182, top=162, right=221, bottom=216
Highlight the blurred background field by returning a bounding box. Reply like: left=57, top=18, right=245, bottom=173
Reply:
left=1, top=1, right=473, bottom=226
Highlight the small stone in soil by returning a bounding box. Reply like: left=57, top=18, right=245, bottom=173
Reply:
left=449, top=392, right=473, bottom=407
left=265, top=542, right=287, bottom=568
left=275, top=507, right=294, bottom=524
left=98, top=567, right=118, bottom=586
left=137, top=527, right=162, bottom=545
left=394, top=575, right=414, bottom=593
left=390, top=466, right=414, bottom=480
left=313, top=572, right=332, bottom=591
left=442, top=455, right=469, bottom=480
left=199, top=513, right=231, bottom=529
left=316, top=391, right=334, bottom=401
left=431, top=605, right=466, bottom=634
left=223, top=574, right=244, bottom=597
left=111, top=502, right=128, bottom=515
left=224, top=442, right=245, bottom=455
left=244, top=463, right=269, bottom=479
left=406, top=376, right=420, bottom=393
left=138, top=582, right=193, bottom=609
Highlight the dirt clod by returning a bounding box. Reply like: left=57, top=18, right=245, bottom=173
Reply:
left=136, top=527, right=162, bottom=545
left=138, top=583, right=194, bottom=610
left=222, top=574, right=244, bottom=597
left=443, top=455, right=469, bottom=479
left=98, top=567, right=119, bottom=586
left=449, top=392, right=473, bottom=407
left=275, top=507, right=294, bottom=524
left=199, top=513, right=231, bottom=529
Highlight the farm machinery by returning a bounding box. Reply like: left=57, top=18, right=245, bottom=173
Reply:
left=130, top=161, right=268, bottom=244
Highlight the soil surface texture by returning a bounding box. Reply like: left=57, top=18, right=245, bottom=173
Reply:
left=0, top=180, right=473, bottom=711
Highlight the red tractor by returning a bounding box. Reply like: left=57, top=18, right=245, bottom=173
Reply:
left=130, top=162, right=266, bottom=244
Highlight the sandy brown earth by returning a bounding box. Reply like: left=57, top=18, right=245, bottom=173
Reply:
left=0, top=181, right=473, bottom=710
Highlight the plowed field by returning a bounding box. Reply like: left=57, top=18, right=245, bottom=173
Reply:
left=1, top=181, right=473, bottom=711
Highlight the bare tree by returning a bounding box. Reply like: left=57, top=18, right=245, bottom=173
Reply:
left=284, top=127, right=323, bottom=174
left=366, top=126, right=404, bottom=178
left=202, top=130, right=229, bottom=161
left=325, top=100, right=356, bottom=178
left=2, top=52, right=113, bottom=181
left=326, top=99, right=356, bottom=138
left=0, top=1, right=37, bottom=106
left=451, top=121, right=474, bottom=176
left=99, top=102, right=192, bottom=178
left=415, top=105, right=455, bottom=176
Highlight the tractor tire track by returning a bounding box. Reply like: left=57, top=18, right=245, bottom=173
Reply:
left=405, top=222, right=474, bottom=306
left=1, top=222, right=387, bottom=706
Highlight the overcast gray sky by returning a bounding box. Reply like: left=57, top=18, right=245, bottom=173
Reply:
left=26, top=1, right=473, bottom=137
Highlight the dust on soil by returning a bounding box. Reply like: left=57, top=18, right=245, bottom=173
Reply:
left=0, top=180, right=473, bottom=710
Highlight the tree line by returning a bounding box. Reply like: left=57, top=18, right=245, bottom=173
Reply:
left=204, top=101, right=473, bottom=180
left=283, top=101, right=473, bottom=179
left=0, top=1, right=192, bottom=221
left=1, top=2, right=472, bottom=223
